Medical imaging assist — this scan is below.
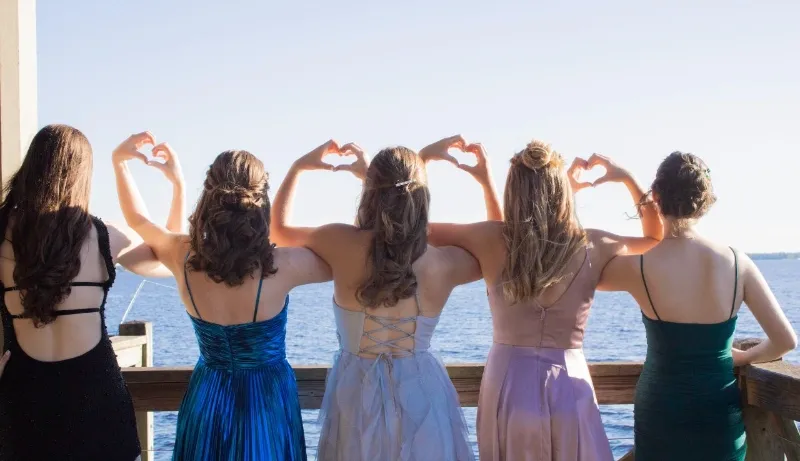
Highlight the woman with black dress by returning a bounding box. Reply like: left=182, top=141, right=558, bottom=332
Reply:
left=0, top=125, right=176, bottom=460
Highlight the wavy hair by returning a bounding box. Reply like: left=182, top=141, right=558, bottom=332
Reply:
left=355, top=147, right=429, bottom=308
left=0, top=124, right=93, bottom=327
left=187, top=150, right=277, bottom=285
left=501, top=140, right=587, bottom=303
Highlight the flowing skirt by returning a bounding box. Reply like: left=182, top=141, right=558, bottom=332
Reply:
left=173, top=357, right=306, bottom=461
left=317, top=350, right=475, bottom=461
left=477, top=344, right=613, bottom=461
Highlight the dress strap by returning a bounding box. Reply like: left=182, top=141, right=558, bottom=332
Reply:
left=640, top=255, right=661, bottom=320
left=252, top=276, right=264, bottom=323
left=183, top=252, right=202, bottom=319
left=729, top=247, right=739, bottom=319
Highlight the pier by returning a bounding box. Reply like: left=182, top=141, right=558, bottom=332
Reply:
left=114, top=320, right=800, bottom=461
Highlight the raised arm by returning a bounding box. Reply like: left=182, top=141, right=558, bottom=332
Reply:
left=731, top=255, right=797, bottom=366
left=112, top=132, right=185, bottom=272
left=270, top=140, right=366, bottom=247
left=588, top=154, right=663, bottom=255
left=419, top=135, right=502, bottom=221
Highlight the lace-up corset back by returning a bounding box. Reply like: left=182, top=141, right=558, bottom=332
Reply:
left=333, top=293, right=438, bottom=357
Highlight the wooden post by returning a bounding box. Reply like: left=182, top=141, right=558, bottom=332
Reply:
left=619, top=448, right=635, bottom=461
left=119, top=321, right=154, bottom=461
left=0, top=0, right=38, bottom=353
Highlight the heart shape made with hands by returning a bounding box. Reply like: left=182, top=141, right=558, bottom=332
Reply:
left=322, top=149, right=359, bottom=169
left=570, top=157, right=611, bottom=187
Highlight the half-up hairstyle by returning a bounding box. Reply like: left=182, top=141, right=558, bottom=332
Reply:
left=644, top=151, right=716, bottom=221
left=355, top=147, right=429, bottom=308
left=0, top=124, right=93, bottom=327
left=187, top=150, right=277, bottom=286
left=502, top=140, right=587, bottom=303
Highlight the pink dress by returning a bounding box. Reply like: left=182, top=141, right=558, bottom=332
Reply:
left=477, top=248, right=613, bottom=461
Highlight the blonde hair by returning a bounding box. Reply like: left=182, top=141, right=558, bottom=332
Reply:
left=355, top=147, right=429, bottom=308
left=501, top=140, right=586, bottom=303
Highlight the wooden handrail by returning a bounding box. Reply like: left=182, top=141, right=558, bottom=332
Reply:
left=114, top=323, right=800, bottom=460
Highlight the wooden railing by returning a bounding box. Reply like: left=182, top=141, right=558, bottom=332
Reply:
left=115, top=321, right=800, bottom=461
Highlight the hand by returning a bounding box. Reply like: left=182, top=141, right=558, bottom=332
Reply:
left=147, top=142, right=184, bottom=186
left=588, top=153, right=630, bottom=187
left=458, top=143, right=492, bottom=184
left=731, top=347, right=749, bottom=367
left=567, top=157, right=592, bottom=193
left=294, top=140, right=342, bottom=172
left=334, top=143, right=369, bottom=180
left=113, top=132, right=156, bottom=165
left=0, top=350, right=9, bottom=378
left=419, top=135, right=467, bottom=166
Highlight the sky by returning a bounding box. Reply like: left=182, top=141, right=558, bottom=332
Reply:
left=35, top=1, right=799, bottom=253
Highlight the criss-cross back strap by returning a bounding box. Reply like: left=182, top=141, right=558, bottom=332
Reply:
left=183, top=253, right=202, bottom=319
left=358, top=292, right=421, bottom=356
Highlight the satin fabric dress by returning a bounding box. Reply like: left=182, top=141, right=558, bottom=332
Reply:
left=478, top=248, right=614, bottom=461
left=172, top=272, right=306, bottom=461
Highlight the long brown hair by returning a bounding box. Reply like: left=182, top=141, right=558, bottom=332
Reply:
left=0, top=124, right=94, bottom=326
left=187, top=150, right=277, bottom=285
left=355, top=147, right=429, bottom=308
left=502, top=140, right=586, bottom=303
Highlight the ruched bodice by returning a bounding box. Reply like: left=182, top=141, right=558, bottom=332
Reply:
left=173, top=269, right=306, bottom=461
left=333, top=301, right=439, bottom=354
left=190, top=298, right=288, bottom=370
left=487, top=247, right=595, bottom=349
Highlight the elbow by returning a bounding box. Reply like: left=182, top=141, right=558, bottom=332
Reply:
left=786, top=330, right=798, bottom=352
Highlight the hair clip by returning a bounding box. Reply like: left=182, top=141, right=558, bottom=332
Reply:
left=395, top=179, right=413, bottom=188
left=705, top=168, right=711, bottom=178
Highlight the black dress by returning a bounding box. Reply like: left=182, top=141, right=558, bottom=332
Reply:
left=0, top=217, right=141, bottom=461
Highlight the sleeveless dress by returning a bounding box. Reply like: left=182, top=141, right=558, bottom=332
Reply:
left=0, top=217, right=141, bottom=460
left=317, top=295, right=474, bottom=461
left=478, top=247, right=613, bottom=461
left=634, top=249, right=746, bottom=460
left=172, top=262, right=306, bottom=461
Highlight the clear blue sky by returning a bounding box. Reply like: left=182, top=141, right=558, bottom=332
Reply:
left=36, top=1, right=799, bottom=252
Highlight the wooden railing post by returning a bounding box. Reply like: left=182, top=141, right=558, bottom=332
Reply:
left=119, top=321, right=153, bottom=461
left=735, top=338, right=800, bottom=461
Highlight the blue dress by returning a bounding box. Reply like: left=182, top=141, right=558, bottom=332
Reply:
left=172, top=268, right=306, bottom=461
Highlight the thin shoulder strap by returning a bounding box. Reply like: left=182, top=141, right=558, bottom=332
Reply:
left=729, top=247, right=739, bottom=319
left=640, top=255, right=661, bottom=320
left=252, top=275, right=264, bottom=323
left=183, top=253, right=202, bottom=319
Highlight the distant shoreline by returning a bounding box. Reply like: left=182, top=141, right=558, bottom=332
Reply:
left=748, top=252, right=800, bottom=260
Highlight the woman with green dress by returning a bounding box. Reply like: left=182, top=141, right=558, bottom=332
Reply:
left=598, top=151, right=797, bottom=460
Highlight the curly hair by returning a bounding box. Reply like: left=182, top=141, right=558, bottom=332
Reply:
left=355, top=147, right=429, bottom=308
left=0, top=124, right=94, bottom=327
left=187, top=150, right=277, bottom=286
left=640, top=151, right=716, bottom=221
left=501, top=140, right=587, bottom=303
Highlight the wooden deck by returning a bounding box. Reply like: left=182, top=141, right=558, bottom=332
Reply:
left=114, top=321, right=800, bottom=461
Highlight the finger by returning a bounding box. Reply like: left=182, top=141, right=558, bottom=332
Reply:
left=341, top=142, right=366, bottom=159
left=130, top=131, right=156, bottom=149
left=147, top=161, right=168, bottom=173
left=588, top=153, right=608, bottom=167
left=151, top=142, right=173, bottom=160
left=592, top=175, right=612, bottom=187
left=324, top=139, right=341, bottom=154
left=445, top=134, right=467, bottom=149
left=130, top=151, right=149, bottom=163
left=333, top=164, right=354, bottom=173
left=442, top=153, right=460, bottom=167
left=570, top=157, right=588, bottom=169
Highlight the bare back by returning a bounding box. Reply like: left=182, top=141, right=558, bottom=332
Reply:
left=1, top=224, right=109, bottom=362
left=164, top=241, right=331, bottom=326
left=632, top=239, right=741, bottom=324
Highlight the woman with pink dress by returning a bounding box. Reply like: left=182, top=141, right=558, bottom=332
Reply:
left=426, top=137, right=663, bottom=460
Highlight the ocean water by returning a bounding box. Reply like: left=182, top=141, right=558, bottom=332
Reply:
left=103, top=259, right=800, bottom=460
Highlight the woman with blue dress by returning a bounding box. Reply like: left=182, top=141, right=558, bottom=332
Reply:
left=112, top=132, right=332, bottom=460
left=271, top=138, right=484, bottom=461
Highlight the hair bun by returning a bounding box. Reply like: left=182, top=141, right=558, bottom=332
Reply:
left=514, top=140, right=563, bottom=170
left=204, top=178, right=265, bottom=209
